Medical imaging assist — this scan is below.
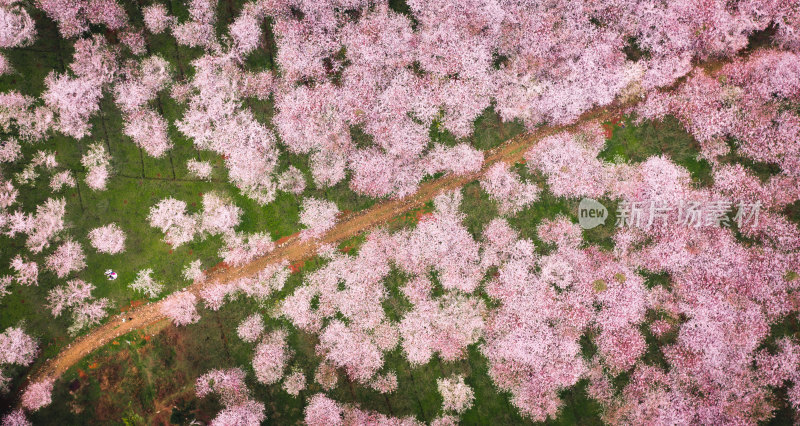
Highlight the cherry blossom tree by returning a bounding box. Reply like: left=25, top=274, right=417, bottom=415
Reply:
left=757, top=338, right=800, bottom=416
left=0, top=4, right=37, bottom=48
left=314, top=362, right=338, bottom=391
left=171, top=0, right=219, bottom=51
left=309, top=150, right=347, bottom=190
left=252, top=329, right=290, bottom=385
left=119, top=29, right=146, bottom=55
left=182, top=259, right=205, bottom=283
left=277, top=166, right=306, bottom=194
left=4, top=211, right=33, bottom=239
left=537, top=216, right=583, bottom=249
left=23, top=197, right=66, bottom=253
left=87, top=223, right=126, bottom=254
left=305, top=393, right=344, bottom=426
left=0, top=276, right=11, bottom=300
left=186, top=159, right=212, bottom=180
left=81, top=143, right=111, bottom=191
left=129, top=268, right=163, bottom=298
left=42, top=71, right=102, bottom=139
left=636, top=50, right=800, bottom=175
left=114, top=55, right=171, bottom=114
left=283, top=370, right=306, bottom=396
left=425, top=144, right=485, bottom=177
left=480, top=163, right=540, bottom=214
left=524, top=125, right=609, bottom=198
left=1, top=409, right=30, bottom=426
left=47, top=278, right=94, bottom=317
left=0, top=326, right=37, bottom=367
left=431, top=415, right=459, bottom=426
left=0, top=179, right=17, bottom=209
left=123, top=109, right=171, bottom=158
left=68, top=297, right=109, bottom=335
left=45, top=239, right=86, bottom=278
left=196, top=367, right=248, bottom=402
left=20, top=379, right=53, bottom=411
left=391, top=190, right=483, bottom=293
left=175, top=56, right=279, bottom=204
left=304, top=393, right=422, bottom=426
left=299, top=197, right=339, bottom=241
left=229, top=6, right=263, bottom=56
left=142, top=4, right=174, bottom=34
left=85, top=0, right=127, bottom=30
left=437, top=375, right=475, bottom=414
left=0, top=92, right=52, bottom=141
left=161, top=291, right=200, bottom=326
left=369, top=372, right=398, bottom=394
left=69, top=34, right=117, bottom=85
left=0, top=55, right=10, bottom=76
left=196, top=368, right=266, bottom=426
left=316, top=320, right=384, bottom=384
left=38, top=0, right=127, bottom=37
left=0, top=139, right=20, bottom=163
left=49, top=171, right=76, bottom=192
left=9, top=255, right=37, bottom=286
left=47, top=279, right=109, bottom=334
left=30, top=151, right=57, bottom=171
left=0, top=1, right=795, bottom=421
left=236, top=314, right=264, bottom=343
left=219, top=231, right=274, bottom=266
left=36, top=0, right=87, bottom=38
left=241, top=262, right=291, bottom=302
left=147, top=197, right=198, bottom=247
left=200, top=192, right=242, bottom=236
left=482, top=239, right=595, bottom=421
left=399, top=294, right=486, bottom=365
left=201, top=262, right=289, bottom=310
left=199, top=282, right=238, bottom=311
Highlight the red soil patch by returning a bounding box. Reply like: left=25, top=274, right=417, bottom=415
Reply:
left=203, top=261, right=230, bottom=277
left=275, top=232, right=300, bottom=246
left=119, top=300, right=145, bottom=313
left=602, top=114, right=625, bottom=139
left=417, top=212, right=435, bottom=222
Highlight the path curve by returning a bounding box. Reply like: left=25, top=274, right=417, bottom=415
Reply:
left=28, top=104, right=623, bottom=386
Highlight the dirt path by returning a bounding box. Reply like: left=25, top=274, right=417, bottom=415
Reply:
left=28, top=104, right=623, bottom=386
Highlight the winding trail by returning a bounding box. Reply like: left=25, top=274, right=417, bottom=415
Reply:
left=28, top=104, right=624, bottom=386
